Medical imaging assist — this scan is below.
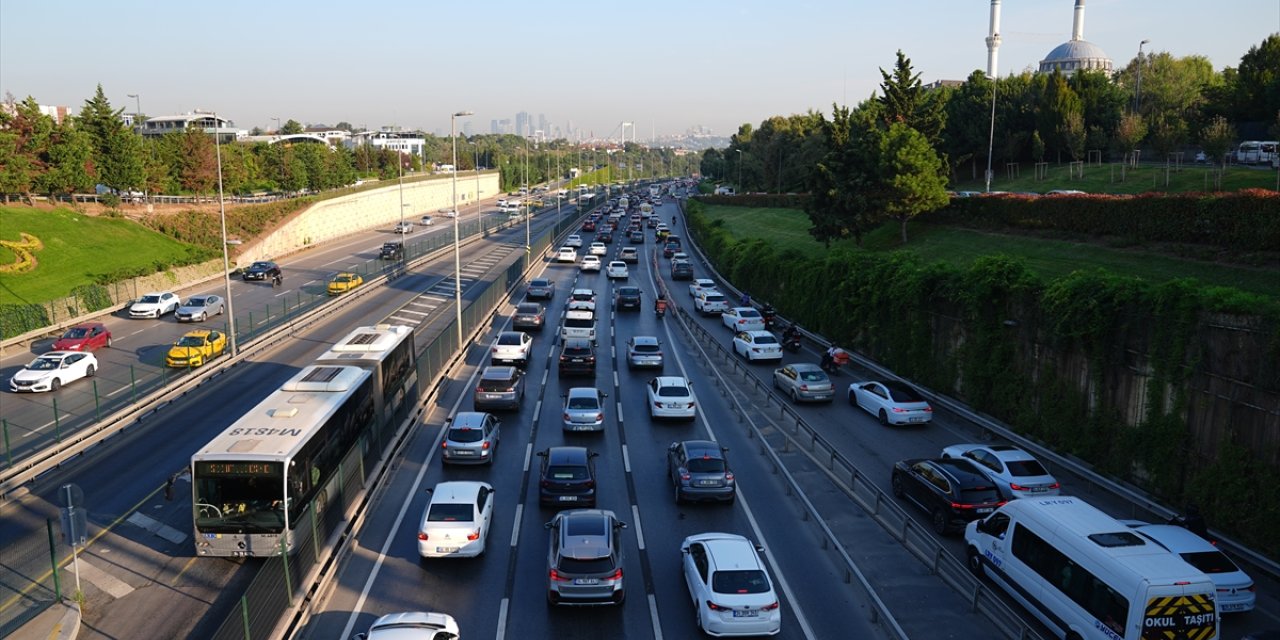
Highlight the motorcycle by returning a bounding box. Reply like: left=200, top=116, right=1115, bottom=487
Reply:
left=761, top=304, right=777, bottom=330
left=783, top=333, right=802, bottom=353
left=655, top=302, right=667, bottom=319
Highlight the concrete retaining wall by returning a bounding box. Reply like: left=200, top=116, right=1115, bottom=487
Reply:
left=238, top=171, right=501, bottom=263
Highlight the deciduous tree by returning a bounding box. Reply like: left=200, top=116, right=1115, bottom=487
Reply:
left=878, top=123, right=948, bottom=244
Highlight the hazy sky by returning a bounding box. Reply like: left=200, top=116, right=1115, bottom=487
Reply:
left=3, top=1, right=1276, bottom=139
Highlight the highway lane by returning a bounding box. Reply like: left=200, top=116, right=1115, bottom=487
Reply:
left=651, top=198, right=1280, bottom=638
left=0, top=197, right=530, bottom=465
left=0, top=203, right=572, bottom=639
left=298, top=201, right=1007, bottom=639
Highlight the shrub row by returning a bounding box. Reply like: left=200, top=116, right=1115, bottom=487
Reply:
left=935, top=189, right=1280, bottom=252
left=693, top=193, right=812, bottom=209
left=71, top=283, right=113, bottom=313
left=684, top=198, right=1280, bottom=556
left=0, top=303, right=51, bottom=340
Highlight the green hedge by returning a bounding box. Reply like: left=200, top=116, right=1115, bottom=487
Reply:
left=685, top=198, right=1280, bottom=556
left=0, top=303, right=51, bottom=340
left=934, top=189, right=1280, bottom=252
left=71, top=283, right=113, bottom=313
left=694, top=193, right=812, bottom=209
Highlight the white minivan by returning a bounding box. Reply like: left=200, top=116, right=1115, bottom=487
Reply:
left=965, top=496, right=1219, bottom=640
left=561, top=308, right=597, bottom=343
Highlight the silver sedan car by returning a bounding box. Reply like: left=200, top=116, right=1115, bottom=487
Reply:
left=562, top=387, right=607, bottom=432
left=176, top=295, right=225, bottom=322
left=772, top=363, right=834, bottom=402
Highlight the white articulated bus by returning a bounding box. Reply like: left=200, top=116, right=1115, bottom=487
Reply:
left=965, top=496, right=1218, bottom=640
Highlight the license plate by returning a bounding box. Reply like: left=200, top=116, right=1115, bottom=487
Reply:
left=436, top=547, right=459, bottom=553
left=571, top=358, right=583, bottom=363
left=977, top=507, right=993, bottom=514
left=452, top=450, right=475, bottom=455
left=573, top=425, right=595, bottom=431
left=1220, top=603, right=1247, bottom=612
left=697, top=480, right=719, bottom=487
left=573, top=578, right=599, bottom=585
left=813, top=394, right=831, bottom=400
left=485, top=394, right=502, bottom=399
left=732, top=610, right=759, bottom=618
left=1031, top=487, right=1048, bottom=493
left=909, top=417, right=927, bottom=423
left=558, top=495, right=579, bottom=502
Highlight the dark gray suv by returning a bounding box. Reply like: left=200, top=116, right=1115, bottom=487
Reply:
left=668, top=440, right=736, bottom=504
left=545, top=509, right=627, bottom=606
left=473, top=366, right=525, bottom=411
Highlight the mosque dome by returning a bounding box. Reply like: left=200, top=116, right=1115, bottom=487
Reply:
left=1039, top=39, right=1113, bottom=75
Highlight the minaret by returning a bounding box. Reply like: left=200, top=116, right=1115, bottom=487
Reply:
left=985, top=0, right=1002, bottom=78
left=1072, top=0, right=1085, bottom=41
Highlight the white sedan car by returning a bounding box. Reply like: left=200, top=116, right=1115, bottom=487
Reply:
left=606, top=261, right=629, bottom=279
left=580, top=255, right=602, bottom=272
left=646, top=376, right=697, bottom=420
left=417, top=481, right=494, bottom=559
left=1125, top=523, right=1255, bottom=613
left=941, top=443, right=1060, bottom=498
left=565, top=234, right=584, bottom=248
left=848, top=380, right=933, bottom=425
left=689, top=278, right=716, bottom=298
left=588, top=242, right=608, bottom=256
left=490, top=331, right=533, bottom=366
left=721, top=306, right=765, bottom=332
left=356, top=612, right=460, bottom=640
left=556, top=247, right=578, bottom=263
left=128, top=291, right=180, bottom=319
left=732, top=331, right=783, bottom=362
left=681, top=533, right=782, bottom=637
left=10, top=351, right=99, bottom=392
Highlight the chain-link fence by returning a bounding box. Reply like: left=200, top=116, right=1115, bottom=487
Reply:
left=0, top=520, right=63, bottom=635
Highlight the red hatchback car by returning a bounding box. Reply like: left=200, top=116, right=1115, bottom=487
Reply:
left=52, top=322, right=112, bottom=351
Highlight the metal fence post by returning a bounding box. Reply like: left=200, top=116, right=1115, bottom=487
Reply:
left=240, top=594, right=251, bottom=640
left=93, top=380, right=102, bottom=422
left=47, top=518, right=61, bottom=600
left=129, top=364, right=138, bottom=403
left=52, top=398, right=61, bottom=442
left=3, top=419, right=11, bottom=468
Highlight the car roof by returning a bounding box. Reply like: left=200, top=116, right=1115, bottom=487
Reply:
left=927, top=458, right=992, bottom=485
left=688, top=533, right=762, bottom=570
left=1129, top=524, right=1217, bottom=553
left=428, top=480, right=490, bottom=504
left=36, top=351, right=79, bottom=360
left=984, top=446, right=1036, bottom=462
left=367, top=611, right=459, bottom=639
left=182, top=329, right=216, bottom=337
left=652, top=376, right=690, bottom=388
left=451, top=411, right=493, bottom=428
left=480, top=366, right=518, bottom=380
left=562, top=338, right=593, bottom=349
left=141, top=291, right=172, bottom=296
left=631, top=335, right=659, bottom=346
left=740, top=330, right=774, bottom=338
left=546, top=446, right=590, bottom=465
left=516, top=302, right=541, bottom=310
left=679, top=439, right=723, bottom=459
left=571, top=288, right=594, bottom=296
left=566, top=386, right=600, bottom=399
left=787, top=363, right=824, bottom=373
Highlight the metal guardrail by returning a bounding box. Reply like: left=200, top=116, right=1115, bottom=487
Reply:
left=672, top=200, right=1280, bottom=586
left=667, top=291, right=1039, bottom=640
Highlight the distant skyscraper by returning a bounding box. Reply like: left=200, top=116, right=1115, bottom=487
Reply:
left=463, top=121, right=473, bottom=136
left=538, top=113, right=548, bottom=137
left=516, top=112, right=529, bottom=137
left=491, top=119, right=499, bottom=134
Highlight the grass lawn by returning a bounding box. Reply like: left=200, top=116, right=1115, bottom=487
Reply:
left=0, top=207, right=210, bottom=306
left=951, top=161, right=1280, bottom=195
left=698, top=204, right=1280, bottom=299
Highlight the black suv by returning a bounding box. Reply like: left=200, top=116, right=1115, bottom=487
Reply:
left=380, top=242, right=404, bottom=260
left=671, top=260, right=693, bottom=280
left=558, top=338, right=596, bottom=376
left=242, top=261, right=281, bottom=281
left=537, top=446, right=599, bottom=508
left=891, top=458, right=1006, bottom=535
left=613, top=286, right=642, bottom=311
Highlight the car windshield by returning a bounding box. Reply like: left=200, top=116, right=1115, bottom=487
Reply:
left=140, top=295, right=161, bottom=303
left=687, top=457, right=725, bottom=473
left=739, top=309, right=761, bottom=318
left=547, top=465, right=589, bottom=481
left=886, top=383, right=926, bottom=402
left=712, top=569, right=770, bottom=594
left=563, top=346, right=592, bottom=356
left=753, top=335, right=778, bottom=345
left=177, top=335, right=207, bottom=347
left=657, top=385, right=689, bottom=398
left=62, top=327, right=89, bottom=338
left=619, top=288, right=639, bottom=296
left=478, top=377, right=514, bottom=392
left=705, top=294, right=725, bottom=303
left=1005, top=459, right=1050, bottom=477
left=448, top=428, right=484, bottom=443
left=572, top=292, right=593, bottom=300
left=557, top=556, right=615, bottom=574
left=516, top=304, right=540, bottom=314
left=798, top=371, right=827, bottom=382
left=27, top=357, right=61, bottom=371
left=567, top=397, right=599, bottom=410
left=427, top=503, right=473, bottom=522
left=251, top=262, right=272, bottom=269
left=1178, top=550, right=1239, bottom=574
left=335, top=275, right=353, bottom=283
left=531, top=279, right=550, bottom=287
left=186, top=297, right=209, bottom=307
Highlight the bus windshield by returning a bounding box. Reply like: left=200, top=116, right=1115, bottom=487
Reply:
left=193, top=461, right=287, bottom=534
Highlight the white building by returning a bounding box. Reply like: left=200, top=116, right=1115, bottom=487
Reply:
left=136, top=112, right=240, bottom=142
left=345, top=128, right=426, bottom=158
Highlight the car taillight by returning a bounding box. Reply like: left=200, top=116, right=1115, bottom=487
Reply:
left=476, top=386, right=484, bottom=393
left=549, top=569, right=571, bottom=582
left=559, top=355, right=568, bottom=362
left=417, top=532, right=428, bottom=541
left=504, top=386, right=515, bottom=392
left=680, top=472, right=691, bottom=481
left=607, top=568, right=623, bottom=581
left=540, top=479, right=550, bottom=488
left=481, top=441, right=491, bottom=450
left=951, top=502, right=976, bottom=510
left=799, top=384, right=809, bottom=391
left=706, top=601, right=731, bottom=612
left=441, top=442, right=448, bottom=449
left=761, top=601, right=780, bottom=611
left=924, top=406, right=933, bottom=412
left=892, top=407, right=908, bottom=413
left=491, top=347, right=498, bottom=353
left=584, top=480, right=595, bottom=489
left=563, top=413, right=571, bottom=422
left=1049, top=482, right=1061, bottom=489
left=467, top=529, right=481, bottom=541
left=724, top=472, right=734, bottom=482
left=595, top=413, right=603, bottom=421
left=1009, top=483, right=1026, bottom=492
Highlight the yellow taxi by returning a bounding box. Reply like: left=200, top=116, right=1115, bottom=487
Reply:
left=166, top=329, right=227, bottom=367
left=327, top=272, right=364, bottom=296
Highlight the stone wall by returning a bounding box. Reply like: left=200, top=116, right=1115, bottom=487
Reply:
left=238, top=171, right=501, bottom=264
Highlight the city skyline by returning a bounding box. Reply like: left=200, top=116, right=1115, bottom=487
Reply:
left=2, top=0, right=1276, bottom=139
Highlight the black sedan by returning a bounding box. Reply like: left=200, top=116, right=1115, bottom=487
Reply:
left=242, top=261, right=281, bottom=281
left=890, top=458, right=1006, bottom=535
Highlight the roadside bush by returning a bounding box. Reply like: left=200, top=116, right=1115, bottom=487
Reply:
left=71, top=283, right=113, bottom=313
left=0, top=303, right=51, bottom=340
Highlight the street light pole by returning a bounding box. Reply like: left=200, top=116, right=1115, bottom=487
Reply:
left=524, top=134, right=530, bottom=253
left=735, top=149, right=743, bottom=192
left=985, top=71, right=998, bottom=193
left=214, top=112, right=237, bottom=357
left=398, top=158, right=406, bottom=234
left=1135, top=39, right=1151, bottom=114
left=272, top=117, right=281, bottom=134
left=451, top=110, right=473, bottom=345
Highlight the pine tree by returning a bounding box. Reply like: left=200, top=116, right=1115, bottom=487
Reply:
left=877, top=50, right=946, bottom=146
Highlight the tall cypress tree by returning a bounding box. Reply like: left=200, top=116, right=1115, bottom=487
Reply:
left=78, top=84, right=144, bottom=193
left=877, top=50, right=946, bottom=146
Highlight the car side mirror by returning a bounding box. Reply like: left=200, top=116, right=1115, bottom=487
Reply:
left=352, top=633, right=368, bottom=640
left=544, top=521, right=555, bottom=530
left=668, top=442, right=679, bottom=452
left=589, top=452, right=600, bottom=458
left=616, top=521, right=628, bottom=529
left=536, top=451, right=547, bottom=458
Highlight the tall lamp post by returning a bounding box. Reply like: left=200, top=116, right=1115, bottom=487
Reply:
left=1134, top=39, right=1151, bottom=114
left=735, top=149, right=743, bottom=192
left=213, top=113, right=237, bottom=357
left=451, top=110, right=473, bottom=344
left=985, top=70, right=998, bottom=193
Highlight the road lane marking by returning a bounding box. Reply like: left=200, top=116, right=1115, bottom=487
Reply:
left=496, top=598, right=510, bottom=640
left=523, top=443, right=533, bottom=473
left=509, top=504, right=523, bottom=548
left=622, top=444, right=631, bottom=473
left=647, top=594, right=665, bottom=640
left=77, top=557, right=135, bottom=598
left=630, top=505, right=645, bottom=551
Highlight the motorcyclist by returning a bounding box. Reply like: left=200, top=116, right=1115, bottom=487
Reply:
left=655, top=293, right=668, bottom=315
left=782, top=324, right=799, bottom=343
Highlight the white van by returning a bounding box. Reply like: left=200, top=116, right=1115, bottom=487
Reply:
left=561, top=308, right=597, bottom=343
left=964, top=496, right=1218, bottom=640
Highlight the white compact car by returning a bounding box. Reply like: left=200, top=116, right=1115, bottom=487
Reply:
left=588, top=242, right=608, bottom=256
left=849, top=380, right=933, bottom=425
left=941, top=443, right=1060, bottom=498
left=565, top=234, right=584, bottom=248
left=490, top=331, right=533, bottom=366
left=1125, top=522, right=1256, bottom=613
left=721, top=307, right=765, bottom=332
left=10, top=351, right=99, bottom=392
left=646, top=376, right=697, bottom=420
left=732, top=331, right=783, bottom=362
left=580, top=255, right=602, bottom=272
left=681, top=533, right=782, bottom=636
left=556, top=247, right=578, bottom=263
left=689, top=278, right=716, bottom=298
left=354, top=612, right=459, bottom=640
left=606, top=261, right=629, bottom=279
left=129, top=291, right=180, bottom=319
left=417, top=481, right=494, bottom=559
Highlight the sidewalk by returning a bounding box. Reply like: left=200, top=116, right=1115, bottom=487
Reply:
left=7, top=601, right=79, bottom=640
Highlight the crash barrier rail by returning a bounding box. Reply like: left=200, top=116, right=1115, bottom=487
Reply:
left=209, top=201, right=595, bottom=640
left=671, top=298, right=1040, bottom=640
left=0, top=202, right=591, bottom=639
left=672, top=200, right=1280, bottom=585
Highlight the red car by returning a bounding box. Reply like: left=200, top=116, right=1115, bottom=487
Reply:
left=52, top=322, right=112, bottom=351
left=582, top=220, right=596, bottom=232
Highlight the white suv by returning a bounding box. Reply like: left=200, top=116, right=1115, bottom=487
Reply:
left=694, top=290, right=730, bottom=315
left=490, top=331, right=533, bottom=366
left=680, top=533, right=781, bottom=636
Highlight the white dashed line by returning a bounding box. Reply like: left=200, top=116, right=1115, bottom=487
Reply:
left=630, top=504, right=645, bottom=550
left=509, top=504, right=523, bottom=547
